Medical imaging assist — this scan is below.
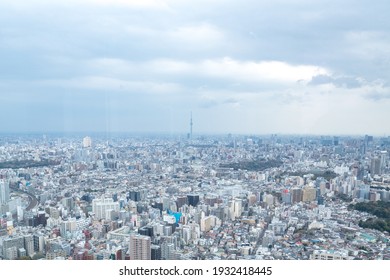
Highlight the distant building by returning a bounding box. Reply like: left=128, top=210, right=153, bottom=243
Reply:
left=129, top=191, right=141, bottom=202
left=281, top=189, right=291, bottom=204
left=82, top=136, right=92, bottom=148
left=0, top=179, right=10, bottom=205
left=370, top=157, right=381, bottom=175
left=380, top=151, right=388, bottom=174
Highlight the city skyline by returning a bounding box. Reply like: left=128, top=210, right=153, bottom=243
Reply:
left=0, top=133, right=389, bottom=260
left=1, top=0, right=390, bottom=135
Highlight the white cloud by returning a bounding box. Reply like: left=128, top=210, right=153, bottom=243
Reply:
left=200, top=58, right=329, bottom=83
left=79, top=57, right=328, bottom=87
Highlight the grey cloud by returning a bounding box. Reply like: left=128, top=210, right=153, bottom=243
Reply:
left=309, top=75, right=334, bottom=85
left=198, top=96, right=241, bottom=109
left=309, top=74, right=363, bottom=88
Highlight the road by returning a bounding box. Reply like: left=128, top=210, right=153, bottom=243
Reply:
left=10, top=186, right=39, bottom=211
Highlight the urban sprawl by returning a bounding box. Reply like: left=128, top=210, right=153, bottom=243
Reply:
left=0, top=134, right=389, bottom=260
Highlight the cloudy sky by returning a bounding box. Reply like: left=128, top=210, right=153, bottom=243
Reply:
left=1, top=0, right=390, bottom=136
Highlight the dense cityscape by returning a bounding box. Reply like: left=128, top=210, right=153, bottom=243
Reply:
left=0, top=132, right=389, bottom=260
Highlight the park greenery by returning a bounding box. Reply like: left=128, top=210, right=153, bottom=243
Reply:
left=220, top=159, right=283, bottom=171
left=349, top=201, right=390, bottom=233
left=0, top=159, right=60, bottom=169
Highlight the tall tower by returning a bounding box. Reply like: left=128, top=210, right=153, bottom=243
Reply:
left=190, top=112, right=193, bottom=139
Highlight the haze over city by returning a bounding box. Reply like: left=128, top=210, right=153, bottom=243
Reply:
left=1, top=0, right=390, bottom=135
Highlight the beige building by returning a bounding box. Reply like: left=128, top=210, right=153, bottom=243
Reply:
left=302, top=186, right=317, bottom=202
left=129, top=234, right=151, bottom=260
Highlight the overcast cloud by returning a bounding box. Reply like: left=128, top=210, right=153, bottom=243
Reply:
left=1, top=0, right=389, bottom=135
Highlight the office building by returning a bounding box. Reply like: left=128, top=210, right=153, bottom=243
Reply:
left=92, top=198, right=120, bottom=220
left=24, top=235, right=34, bottom=257
left=129, top=191, right=141, bottom=202
left=302, top=186, right=317, bottom=202
left=291, top=188, right=303, bottom=204
left=187, top=194, right=199, bottom=207
left=151, top=245, right=162, bottom=260
left=371, top=157, right=381, bottom=175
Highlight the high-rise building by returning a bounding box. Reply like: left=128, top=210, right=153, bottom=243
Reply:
left=92, top=198, right=120, bottom=220
left=60, top=218, right=77, bottom=236
left=302, top=186, right=317, bottom=202
left=61, top=197, right=75, bottom=211
left=82, top=136, right=92, bottom=148
left=129, top=191, right=141, bottom=202
left=380, top=151, right=388, bottom=174
left=291, top=188, right=303, bottom=204
left=161, top=242, right=175, bottom=260
left=151, top=245, right=161, bottom=260
left=129, top=234, right=151, bottom=260
left=200, top=216, right=213, bottom=232
left=281, top=189, right=291, bottom=204
left=0, top=179, right=10, bottom=205
left=187, top=194, right=199, bottom=207
left=370, top=157, right=381, bottom=175
left=234, top=199, right=243, bottom=217
left=263, top=194, right=274, bottom=207
left=33, top=234, right=45, bottom=253
left=176, top=196, right=188, bottom=209
left=24, top=235, right=34, bottom=257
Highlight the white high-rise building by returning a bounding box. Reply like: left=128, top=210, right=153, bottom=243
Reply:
left=228, top=198, right=243, bottom=220
left=33, top=234, right=45, bottom=253
left=200, top=216, right=213, bottom=232
left=82, top=136, right=92, bottom=148
left=161, top=242, right=175, bottom=260
left=24, top=235, right=34, bottom=257
left=92, top=198, right=120, bottom=220
left=60, top=218, right=77, bottom=236
left=0, top=179, right=10, bottom=204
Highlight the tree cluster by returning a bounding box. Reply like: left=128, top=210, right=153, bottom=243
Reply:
left=220, top=159, right=283, bottom=171
left=350, top=201, right=390, bottom=233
